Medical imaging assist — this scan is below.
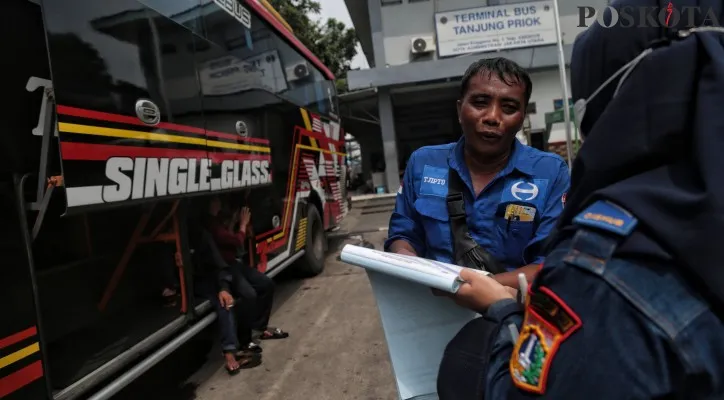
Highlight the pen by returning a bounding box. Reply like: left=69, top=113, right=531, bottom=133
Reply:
left=517, top=273, right=528, bottom=304
left=507, top=214, right=519, bottom=232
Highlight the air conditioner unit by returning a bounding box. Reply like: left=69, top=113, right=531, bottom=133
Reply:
left=285, top=61, right=310, bottom=81
left=410, top=36, right=436, bottom=54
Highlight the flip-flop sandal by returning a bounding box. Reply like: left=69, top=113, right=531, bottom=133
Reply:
left=225, top=363, right=242, bottom=376
left=236, top=342, right=262, bottom=358
left=236, top=354, right=262, bottom=370
left=259, top=327, right=289, bottom=340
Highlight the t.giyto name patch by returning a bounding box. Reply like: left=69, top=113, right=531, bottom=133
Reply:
left=510, top=286, right=582, bottom=394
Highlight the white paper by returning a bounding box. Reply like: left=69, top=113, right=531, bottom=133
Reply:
left=340, top=245, right=490, bottom=293
left=367, top=271, right=478, bottom=400
left=339, top=245, right=489, bottom=399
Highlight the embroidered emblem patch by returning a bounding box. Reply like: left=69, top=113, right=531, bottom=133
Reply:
left=501, top=178, right=549, bottom=206
left=510, top=286, right=582, bottom=394
left=419, top=165, right=448, bottom=198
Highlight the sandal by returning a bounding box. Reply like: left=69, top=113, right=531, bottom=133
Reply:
left=259, top=327, right=289, bottom=340
left=236, top=353, right=262, bottom=370
left=224, top=352, right=261, bottom=375
left=236, top=342, right=263, bottom=358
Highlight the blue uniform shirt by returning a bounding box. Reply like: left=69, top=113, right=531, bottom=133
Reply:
left=384, top=137, right=570, bottom=270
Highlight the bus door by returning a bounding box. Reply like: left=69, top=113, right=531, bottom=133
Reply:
left=0, top=180, right=51, bottom=400
left=193, top=0, right=278, bottom=271
left=35, top=0, right=211, bottom=394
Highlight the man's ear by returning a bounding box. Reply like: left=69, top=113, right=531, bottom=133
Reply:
left=456, top=99, right=462, bottom=124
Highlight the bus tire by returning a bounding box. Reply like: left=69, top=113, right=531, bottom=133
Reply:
left=296, top=205, right=325, bottom=277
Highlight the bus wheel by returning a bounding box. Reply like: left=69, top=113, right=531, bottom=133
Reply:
left=296, top=205, right=325, bottom=276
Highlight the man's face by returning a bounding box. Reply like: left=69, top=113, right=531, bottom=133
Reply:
left=457, top=72, right=526, bottom=159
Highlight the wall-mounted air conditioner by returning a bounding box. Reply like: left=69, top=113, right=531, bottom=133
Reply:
left=285, top=61, right=310, bottom=81
left=410, top=36, right=436, bottom=54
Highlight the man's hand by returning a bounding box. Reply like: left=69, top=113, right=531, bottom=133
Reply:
left=218, top=290, right=234, bottom=309
left=239, top=207, right=251, bottom=232
left=388, top=239, right=417, bottom=257
left=452, top=268, right=515, bottom=312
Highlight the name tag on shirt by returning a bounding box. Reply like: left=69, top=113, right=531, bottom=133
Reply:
left=505, top=204, right=537, bottom=222
left=419, top=165, right=448, bottom=198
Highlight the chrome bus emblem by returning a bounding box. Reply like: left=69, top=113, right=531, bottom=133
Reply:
left=235, top=120, right=248, bottom=137
left=272, top=215, right=281, bottom=228
left=135, top=99, right=161, bottom=125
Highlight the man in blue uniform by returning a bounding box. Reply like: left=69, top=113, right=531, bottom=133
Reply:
left=385, top=57, right=570, bottom=288
left=438, top=0, right=724, bottom=398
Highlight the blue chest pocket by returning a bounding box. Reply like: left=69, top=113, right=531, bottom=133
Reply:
left=414, top=196, right=451, bottom=259
left=494, top=177, right=548, bottom=264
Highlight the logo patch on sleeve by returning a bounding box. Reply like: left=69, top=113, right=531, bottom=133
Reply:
left=510, top=286, right=582, bottom=394
left=419, top=165, right=448, bottom=198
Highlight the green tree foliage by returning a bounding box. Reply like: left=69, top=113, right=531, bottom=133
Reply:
left=268, top=0, right=359, bottom=92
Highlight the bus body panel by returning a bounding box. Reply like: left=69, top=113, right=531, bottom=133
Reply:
left=40, top=0, right=274, bottom=215
left=0, top=181, right=51, bottom=400
left=1, top=0, right=347, bottom=397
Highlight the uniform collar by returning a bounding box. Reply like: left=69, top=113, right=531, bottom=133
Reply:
left=448, top=136, right=535, bottom=178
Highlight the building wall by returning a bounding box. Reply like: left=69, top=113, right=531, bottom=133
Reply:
left=378, top=0, right=606, bottom=67
left=527, top=69, right=575, bottom=143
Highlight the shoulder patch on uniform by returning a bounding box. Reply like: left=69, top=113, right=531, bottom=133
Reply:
left=510, top=286, right=581, bottom=395
left=573, top=200, right=638, bottom=236
left=419, top=165, right=448, bottom=198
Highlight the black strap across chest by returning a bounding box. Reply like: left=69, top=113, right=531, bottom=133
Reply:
left=446, top=167, right=505, bottom=274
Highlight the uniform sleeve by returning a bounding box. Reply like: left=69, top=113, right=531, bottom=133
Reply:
left=524, top=161, right=570, bottom=264
left=384, top=152, right=425, bottom=255
left=484, top=265, right=676, bottom=399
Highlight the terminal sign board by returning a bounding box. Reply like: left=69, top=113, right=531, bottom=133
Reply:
left=434, top=1, right=557, bottom=57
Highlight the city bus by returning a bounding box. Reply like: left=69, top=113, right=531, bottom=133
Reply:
left=1, top=0, right=347, bottom=398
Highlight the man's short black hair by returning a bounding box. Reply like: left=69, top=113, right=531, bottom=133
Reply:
left=460, top=57, right=532, bottom=105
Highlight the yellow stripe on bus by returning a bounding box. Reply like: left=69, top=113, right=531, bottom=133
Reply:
left=299, top=109, right=318, bottom=148
left=0, top=343, right=40, bottom=370
left=58, top=123, right=271, bottom=153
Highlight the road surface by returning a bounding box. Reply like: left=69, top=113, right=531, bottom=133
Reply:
left=111, top=196, right=399, bottom=400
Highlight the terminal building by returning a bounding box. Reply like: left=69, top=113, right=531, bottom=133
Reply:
left=340, top=0, right=606, bottom=193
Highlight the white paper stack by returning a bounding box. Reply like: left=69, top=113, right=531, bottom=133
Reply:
left=340, top=245, right=486, bottom=400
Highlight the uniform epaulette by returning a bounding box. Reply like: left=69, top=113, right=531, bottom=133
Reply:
left=572, top=200, right=638, bottom=237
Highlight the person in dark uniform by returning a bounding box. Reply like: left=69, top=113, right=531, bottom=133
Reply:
left=437, top=0, right=724, bottom=397
left=386, top=57, right=570, bottom=288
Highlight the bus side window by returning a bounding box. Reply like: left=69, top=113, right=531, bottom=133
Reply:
left=273, top=36, right=328, bottom=114
left=139, top=0, right=204, bottom=36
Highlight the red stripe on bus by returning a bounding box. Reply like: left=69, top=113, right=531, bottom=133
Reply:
left=56, top=105, right=270, bottom=145
left=60, top=142, right=272, bottom=163
left=0, top=360, right=44, bottom=398
left=244, top=0, right=335, bottom=80
left=0, top=327, right=37, bottom=351
left=299, top=128, right=344, bottom=148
